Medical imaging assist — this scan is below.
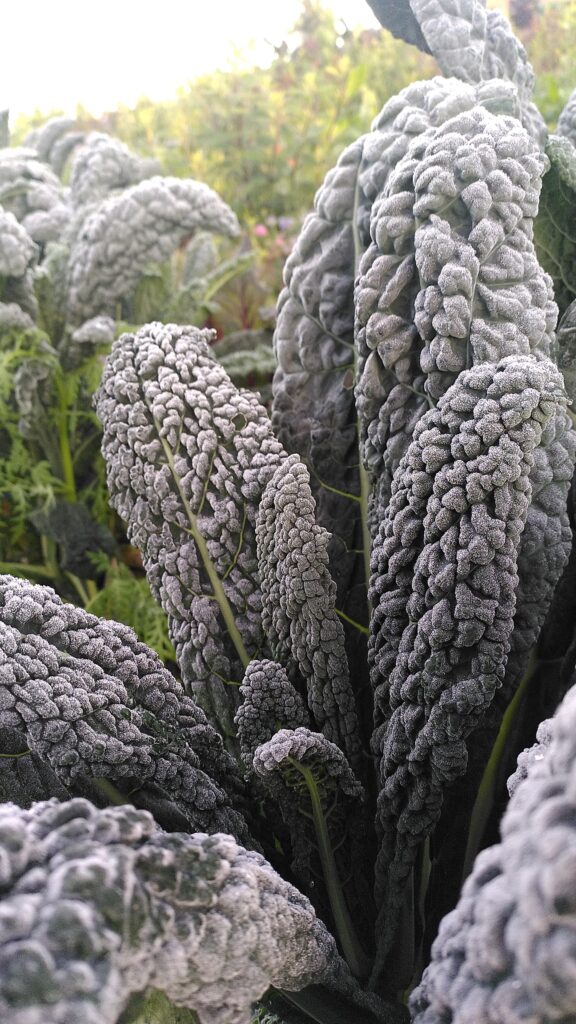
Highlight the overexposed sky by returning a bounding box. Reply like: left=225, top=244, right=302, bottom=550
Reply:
left=3, top=1, right=380, bottom=121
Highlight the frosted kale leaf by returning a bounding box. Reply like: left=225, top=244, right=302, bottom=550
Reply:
left=24, top=116, right=76, bottom=163
left=69, top=132, right=159, bottom=208
left=252, top=727, right=373, bottom=981
left=256, top=454, right=362, bottom=765
left=0, top=205, right=38, bottom=321
left=0, top=146, right=70, bottom=247
left=0, top=206, right=37, bottom=279
left=235, top=659, right=310, bottom=766
left=96, top=322, right=286, bottom=742
left=410, top=680, right=576, bottom=1024
left=272, top=136, right=368, bottom=652
left=367, top=0, right=534, bottom=104
left=0, top=574, right=250, bottom=841
left=534, top=134, right=576, bottom=318
left=356, top=105, right=554, bottom=510
left=66, top=177, right=240, bottom=323
left=369, top=355, right=569, bottom=973
left=0, top=798, right=359, bottom=1024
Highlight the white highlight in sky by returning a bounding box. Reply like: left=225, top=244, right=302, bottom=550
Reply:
left=3, top=1, right=379, bottom=121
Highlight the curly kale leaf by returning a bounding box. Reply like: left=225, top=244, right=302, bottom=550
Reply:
left=0, top=798, right=361, bottom=1024
left=252, top=727, right=373, bottom=981
left=235, top=659, right=310, bottom=766
left=66, top=177, right=240, bottom=323
left=369, top=355, right=569, bottom=975
left=272, top=79, right=515, bottom=726
left=24, top=116, right=76, bottom=163
left=256, top=454, right=362, bottom=765
left=410, top=680, right=576, bottom=1024
left=356, top=106, right=555, bottom=512
left=534, top=134, right=576, bottom=319
left=367, top=0, right=535, bottom=106
left=0, top=574, right=250, bottom=840
left=69, top=131, right=159, bottom=208
left=0, top=205, right=37, bottom=280
left=272, top=135, right=369, bottom=652
left=96, top=322, right=286, bottom=742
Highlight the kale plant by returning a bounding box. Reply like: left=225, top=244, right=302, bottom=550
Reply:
left=3, top=0, right=576, bottom=1022
left=0, top=118, right=257, bottom=655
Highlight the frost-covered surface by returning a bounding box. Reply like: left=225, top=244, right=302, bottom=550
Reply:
left=369, top=355, right=569, bottom=964
left=410, top=681, right=576, bottom=1024
left=0, top=147, right=69, bottom=244
left=0, top=798, right=356, bottom=1024
left=24, top=116, right=76, bottom=163
left=253, top=726, right=363, bottom=800
left=96, top=322, right=286, bottom=739
left=69, top=131, right=158, bottom=207
left=235, top=659, right=310, bottom=765
left=0, top=206, right=37, bottom=278
left=356, top=105, right=554, bottom=508
left=67, top=176, right=240, bottom=322
left=256, top=454, right=361, bottom=764
left=0, top=574, right=250, bottom=841
left=0, top=205, right=38, bottom=320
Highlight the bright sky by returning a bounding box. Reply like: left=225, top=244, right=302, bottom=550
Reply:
left=3, top=1, right=380, bottom=121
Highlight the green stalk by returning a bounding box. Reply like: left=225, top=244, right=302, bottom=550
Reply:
left=462, top=653, right=538, bottom=879
left=157, top=428, right=250, bottom=670
left=289, top=757, right=371, bottom=980
left=0, top=562, right=56, bottom=580
left=55, top=375, right=77, bottom=502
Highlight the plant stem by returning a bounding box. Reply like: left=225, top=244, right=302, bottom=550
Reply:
left=0, top=562, right=56, bottom=580
left=462, top=653, right=537, bottom=879
left=289, top=757, right=371, bottom=980
left=55, top=374, right=77, bottom=502
left=157, top=427, right=250, bottom=670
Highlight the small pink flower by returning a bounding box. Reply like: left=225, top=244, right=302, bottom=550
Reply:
left=253, top=224, right=269, bottom=237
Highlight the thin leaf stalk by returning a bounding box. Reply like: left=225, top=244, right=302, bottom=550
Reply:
left=462, top=651, right=538, bottom=879
left=288, top=756, right=371, bottom=980
left=156, top=426, right=251, bottom=671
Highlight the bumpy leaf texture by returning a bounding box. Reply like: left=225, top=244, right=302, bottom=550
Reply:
left=367, top=0, right=543, bottom=140
left=273, top=75, right=524, bottom=746
left=369, top=355, right=569, bottom=970
left=96, top=322, right=286, bottom=742
left=235, top=658, right=310, bottom=766
left=252, top=725, right=371, bottom=940
left=0, top=147, right=70, bottom=246
left=24, top=116, right=75, bottom=163
left=410, top=679, right=576, bottom=1024
left=0, top=205, right=38, bottom=321
left=0, top=798, right=359, bottom=1024
left=256, top=454, right=362, bottom=765
left=66, top=177, right=240, bottom=323
left=356, top=105, right=555, bottom=511
left=69, top=131, right=159, bottom=208
left=0, top=574, right=251, bottom=842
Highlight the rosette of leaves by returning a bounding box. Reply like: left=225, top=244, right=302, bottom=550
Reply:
left=96, top=324, right=364, bottom=770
